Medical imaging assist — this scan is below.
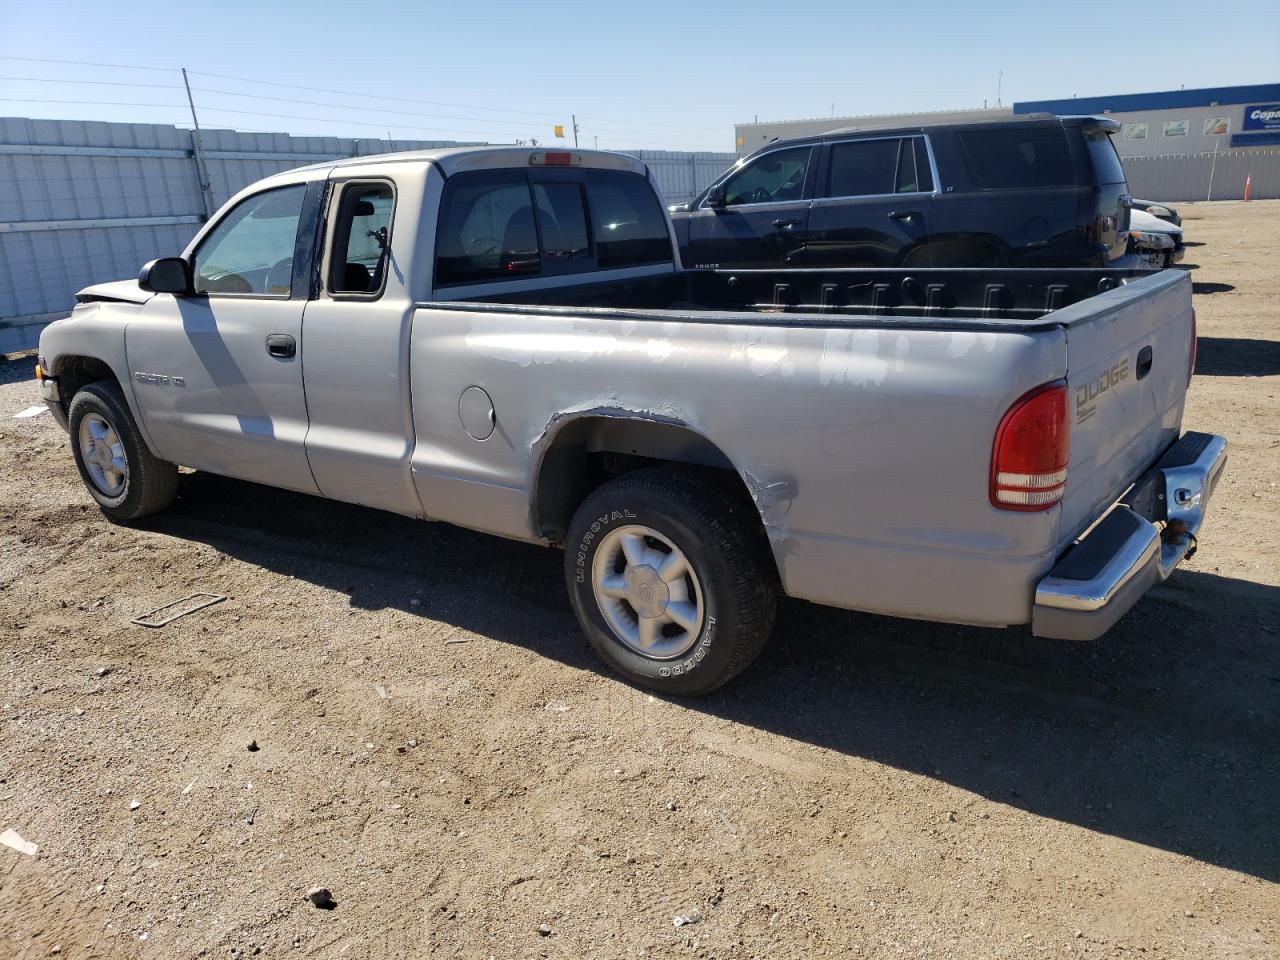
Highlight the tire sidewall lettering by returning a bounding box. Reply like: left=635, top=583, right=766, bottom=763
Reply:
left=657, top=615, right=715, bottom=678
left=574, top=508, right=636, bottom=584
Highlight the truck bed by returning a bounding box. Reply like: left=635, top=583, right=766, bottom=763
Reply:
left=447, top=266, right=1157, bottom=331
left=413, top=265, right=1194, bottom=629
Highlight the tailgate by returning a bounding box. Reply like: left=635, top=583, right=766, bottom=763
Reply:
left=1057, top=270, right=1194, bottom=544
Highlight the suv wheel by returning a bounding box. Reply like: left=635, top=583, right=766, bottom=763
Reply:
left=564, top=467, right=777, bottom=696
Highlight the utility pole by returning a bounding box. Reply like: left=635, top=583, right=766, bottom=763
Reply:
left=1207, top=134, right=1221, bottom=201
left=181, top=68, right=215, bottom=219
left=996, top=70, right=1003, bottom=107
left=572, top=114, right=580, bottom=148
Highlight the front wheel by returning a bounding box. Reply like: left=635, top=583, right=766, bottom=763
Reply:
left=68, top=381, right=178, bottom=521
left=564, top=468, right=777, bottom=696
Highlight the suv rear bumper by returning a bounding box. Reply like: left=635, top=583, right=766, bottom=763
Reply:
left=1032, top=432, right=1227, bottom=641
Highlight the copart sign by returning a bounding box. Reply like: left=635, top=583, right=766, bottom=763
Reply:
left=1243, top=104, right=1280, bottom=131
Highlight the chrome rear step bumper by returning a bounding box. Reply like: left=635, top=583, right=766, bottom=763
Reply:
left=1032, top=432, right=1228, bottom=641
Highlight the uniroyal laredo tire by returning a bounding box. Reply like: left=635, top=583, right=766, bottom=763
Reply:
left=564, top=467, right=777, bottom=696
left=67, top=381, right=178, bottom=521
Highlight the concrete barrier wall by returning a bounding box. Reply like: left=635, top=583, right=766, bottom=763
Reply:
left=1123, top=150, right=1280, bottom=203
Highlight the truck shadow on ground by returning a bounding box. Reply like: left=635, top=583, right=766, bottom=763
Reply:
left=145, top=471, right=1280, bottom=883
left=1194, top=336, right=1280, bottom=376
left=1191, top=281, right=1235, bottom=294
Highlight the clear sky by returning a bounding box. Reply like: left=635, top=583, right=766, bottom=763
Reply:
left=1, top=0, right=1277, bottom=152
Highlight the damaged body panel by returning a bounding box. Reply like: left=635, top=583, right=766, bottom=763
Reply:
left=409, top=303, right=1070, bottom=627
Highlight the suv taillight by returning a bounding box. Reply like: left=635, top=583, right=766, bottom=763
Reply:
left=990, top=382, right=1069, bottom=511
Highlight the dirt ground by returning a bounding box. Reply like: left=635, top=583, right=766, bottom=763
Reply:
left=0, top=201, right=1276, bottom=960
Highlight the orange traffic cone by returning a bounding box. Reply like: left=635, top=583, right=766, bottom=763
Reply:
left=1243, top=175, right=1252, bottom=202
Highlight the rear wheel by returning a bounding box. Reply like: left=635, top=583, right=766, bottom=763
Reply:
left=565, top=468, right=777, bottom=696
left=68, top=381, right=178, bottom=521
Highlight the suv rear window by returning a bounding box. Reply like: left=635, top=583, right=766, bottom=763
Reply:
left=1084, top=131, right=1127, bottom=185
left=958, top=126, right=1075, bottom=189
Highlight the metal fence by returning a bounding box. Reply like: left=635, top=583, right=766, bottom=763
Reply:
left=0, top=117, right=735, bottom=353
left=1123, top=150, right=1280, bottom=203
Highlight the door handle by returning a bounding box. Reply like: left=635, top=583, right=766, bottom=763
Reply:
left=772, top=218, right=800, bottom=230
left=888, top=210, right=918, bottom=221
left=265, top=334, right=296, bottom=359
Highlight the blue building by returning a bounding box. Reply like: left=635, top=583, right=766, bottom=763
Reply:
left=1014, top=84, right=1280, bottom=157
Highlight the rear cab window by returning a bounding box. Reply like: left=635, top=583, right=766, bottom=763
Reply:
left=434, top=167, right=671, bottom=287
left=585, top=170, right=672, bottom=268
left=957, top=125, right=1076, bottom=189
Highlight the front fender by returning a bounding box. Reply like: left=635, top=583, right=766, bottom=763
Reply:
left=40, top=303, right=159, bottom=453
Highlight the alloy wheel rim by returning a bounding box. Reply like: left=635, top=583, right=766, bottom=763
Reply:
left=78, top=412, right=128, bottom=497
left=591, top=524, right=704, bottom=659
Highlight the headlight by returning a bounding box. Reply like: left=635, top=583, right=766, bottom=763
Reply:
left=1131, top=231, right=1173, bottom=250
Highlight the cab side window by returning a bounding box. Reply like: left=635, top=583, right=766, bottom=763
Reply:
left=193, top=184, right=307, bottom=296
left=720, top=147, right=812, bottom=206
left=329, top=182, right=395, bottom=296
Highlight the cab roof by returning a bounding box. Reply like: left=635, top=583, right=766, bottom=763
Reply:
left=259, top=146, right=649, bottom=185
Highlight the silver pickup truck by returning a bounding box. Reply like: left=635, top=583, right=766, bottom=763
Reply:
left=35, top=147, right=1226, bottom=695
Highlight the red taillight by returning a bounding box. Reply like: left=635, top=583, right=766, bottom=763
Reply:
left=1189, top=308, right=1197, bottom=383
left=990, top=381, right=1070, bottom=511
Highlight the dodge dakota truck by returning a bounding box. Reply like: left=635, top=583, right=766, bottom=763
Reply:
left=35, top=147, right=1226, bottom=695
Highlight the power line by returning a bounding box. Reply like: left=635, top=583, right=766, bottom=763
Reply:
left=0, top=74, right=732, bottom=138
left=189, top=85, right=566, bottom=130
left=186, top=68, right=721, bottom=132
left=0, top=55, right=174, bottom=72
left=0, top=55, right=726, bottom=139
left=0, top=97, right=723, bottom=149
left=0, top=98, right=515, bottom=140
left=0, top=97, right=189, bottom=109
left=0, top=75, right=183, bottom=90
left=186, top=85, right=727, bottom=142
left=188, top=69, right=565, bottom=120
left=194, top=105, right=519, bottom=140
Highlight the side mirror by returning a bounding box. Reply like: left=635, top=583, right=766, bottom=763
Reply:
left=139, top=257, right=191, bottom=295
left=704, top=184, right=726, bottom=210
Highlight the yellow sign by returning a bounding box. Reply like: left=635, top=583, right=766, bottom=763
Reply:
left=554, top=125, right=565, bottom=138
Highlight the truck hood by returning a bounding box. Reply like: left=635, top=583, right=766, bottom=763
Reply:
left=75, top=279, right=153, bottom=306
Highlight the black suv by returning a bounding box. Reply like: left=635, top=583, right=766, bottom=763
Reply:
left=670, top=115, right=1133, bottom=269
